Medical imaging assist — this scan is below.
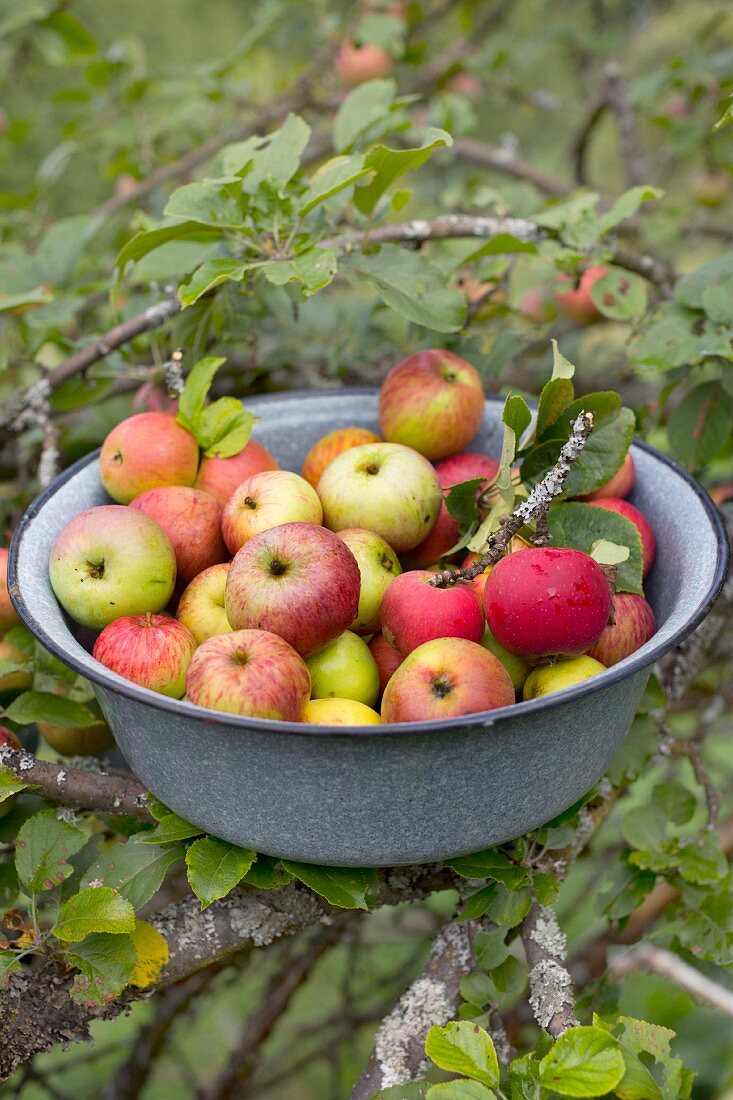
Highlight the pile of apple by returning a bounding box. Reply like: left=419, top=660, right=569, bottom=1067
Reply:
left=46, top=349, right=657, bottom=727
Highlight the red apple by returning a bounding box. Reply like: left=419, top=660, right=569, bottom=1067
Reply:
left=710, top=484, right=733, bottom=506
left=368, top=632, right=404, bottom=697
left=302, top=427, right=382, bottom=489
left=225, top=522, right=361, bottom=656
left=556, top=265, right=608, bottom=324
left=587, top=593, right=656, bottom=667
left=461, top=551, right=492, bottom=603
left=186, top=629, right=310, bottom=720
left=379, top=350, right=485, bottom=461
left=586, top=497, right=655, bottom=576
left=335, top=528, right=401, bottom=634
left=435, top=452, right=500, bottom=490
left=93, top=613, right=197, bottom=698
left=221, top=470, right=323, bottom=555
left=131, top=383, right=178, bottom=414
left=444, top=70, right=482, bottom=99
left=334, top=40, right=393, bottom=86
left=520, top=285, right=556, bottom=323
left=49, top=506, right=177, bottom=630
left=580, top=452, right=635, bottom=501
left=381, top=637, right=514, bottom=723
left=99, top=412, right=199, bottom=504
left=318, top=442, right=442, bottom=553
left=195, top=440, right=279, bottom=506
left=401, top=503, right=460, bottom=569
left=380, top=570, right=484, bottom=655
left=130, top=486, right=227, bottom=587
left=0, top=548, right=21, bottom=631
left=177, top=562, right=231, bottom=645
left=484, top=547, right=612, bottom=660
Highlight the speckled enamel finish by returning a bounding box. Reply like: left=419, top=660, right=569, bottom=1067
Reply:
left=8, top=390, right=729, bottom=866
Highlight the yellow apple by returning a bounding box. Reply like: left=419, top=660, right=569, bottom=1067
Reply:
left=523, top=656, right=606, bottom=700
left=301, top=698, right=381, bottom=725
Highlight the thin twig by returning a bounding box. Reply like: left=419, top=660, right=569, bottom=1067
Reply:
left=452, top=137, right=570, bottom=197
left=610, top=942, right=733, bottom=1018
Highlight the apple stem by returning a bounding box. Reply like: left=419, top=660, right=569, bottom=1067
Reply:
left=430, top=411, right=595, bottom=588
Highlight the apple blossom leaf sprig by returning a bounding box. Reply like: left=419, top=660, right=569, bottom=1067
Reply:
left=176, top=356, right=259, bottom=458
left=430, top=410, right=594, bottom=588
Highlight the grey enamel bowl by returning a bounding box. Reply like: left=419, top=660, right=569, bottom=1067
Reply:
left=8, top=389, right=729, bottom=866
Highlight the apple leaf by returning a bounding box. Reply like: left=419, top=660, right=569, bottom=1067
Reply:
left=138, top=812, right=204, bottom=845
left=425, top=1021, right=500, bottom=1087
left=114, top=222, right=219, bottom=275
left=522, top=405, right=634, bottom=498
left=547, top=503, right=643, bottom=594
left=538, top=1026, right=625, bottom=1096
left=353, top=128, right=452, bottom=216
left=178, top=257, right=251, bottom=308
left=129, top=919, right=170, bottom=988
left=333, top=79, right=397, bottom=151
left=346, top=247, right=466, bottom=332
left=53, top=886, right=136, bottom=942
left=176, top=356, right=259, bottom=458
left=0, top=767, right=26, bottom=805
left=242, top=855, right=294, bottom=889
left=15, top=808, right=88, bottom=893
left=590, top=539, right=630, bottom=566
left=80, top=838, right=183, bottom=910
left=3, top=691, right=99, bottom=728
left=280, top=862, right=378, bottom=909
left=426, top=1082, right=496, bottom=1099
left=66, top=931, right=137, bottom=1004
left=590, top=267, right=648, bottom=321
left=185, top=836, right=256, bottom=909
left=667, top=381, right=733, bottom=469
left=444, top=478, right=486, bottom=528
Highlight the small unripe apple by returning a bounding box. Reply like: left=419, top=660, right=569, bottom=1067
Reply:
left=523, top=655, right=606, bottom=700
left=335, top=528, right=401, bottom=634
left=484, top=547, right=612, bottom=660
left=586, top=497, right=655, bottom=576
left=334, top=40, right=393, bottom=86
left=195, top=440, right=279, bottom=506
left=579, top=452, right=635, bottom=501
left=0, top=636, right=31, bottom=693
left=380, top=570, right=484, bottom=655
left=222, top=470, right=323, bottom=555
left=587, top=593, right=656, bottom=667
left=556, top=266, right=608, bottom=325
left=99, top=413, right=199, bottom=504
left=368, top=633, right=404, bottom=697
left=176, top=563, right=231, bottom=645
left=0, top=548, right=21, bottom=632
left=93, top=613, right=197, bottom=698
left=301, top=698, right=381, bottom=725
left=305, top=630, right=379, bottom=707
left=37, top=720, right=115, bottom=757
left=302, top=427, right=381, bottom=489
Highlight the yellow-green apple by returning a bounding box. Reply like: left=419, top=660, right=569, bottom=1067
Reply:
left=37, top=719, right=115, bottom=757
left=379, top=350, right=485, bottom=460
left=99, top=412, right=199, bottom=504
left=305, top=630, right=379, bottom=707
left=225, top=522, right=360, bottom=656
left=318, top=442, right=441, bottom=553
left=334, top=39, right=393, bottom=85
left=302, top=427, right=381, bottom=489
left=0, top=636, right=31, bottom=693
left=0, top=549, right=21, bottom=631
left=176, top=562, right=231, bottom=644
left=579, top=452, right=635, bottom=501
left=195, top=439, right=279, bottom=506
left=586, top=497, right=655, bottom=576
left=186, top=629, right=310, bottom=720
left=380, top=570, right=484, bottom=655
left=0, top=725, right=21, bottom=818
left=93, top=613, right=197, bottom=698
left=484, top=548, right=612, bottom=659
left=587, top=593, right=656, bottom=667
left=523, top=655, right=606, bottom=700
left=556, top=265, right=608, bottom=324
left=480, top=627, right=530, bottom=692
left=221, top=470, right=323, bottom=555
left=691, top=169, right=731, bottom=207
left=381, top=637, right=514, bottom=723
left=130, top=486, right=227, bottom=587
left=49, top=506, right=177, bottom=630
left=335, top=528, right=401, bottom=633
left=301, top=698, right=381, bottom=725
left=368, top=632, right=403, bottom=698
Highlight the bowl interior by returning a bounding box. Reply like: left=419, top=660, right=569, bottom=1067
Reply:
left=9, top=389, right=728, bottom=733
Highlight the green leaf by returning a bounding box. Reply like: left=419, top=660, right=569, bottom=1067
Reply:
left=610, top=1016, right=686, bottom=1100
left=447, top=849, right=528, bottom=890
left=0, top=949, right=22, bottom=984
left=532, top=872, right=560, bottom=908
left=598, top=863, right=656, bottom=921
left=425, top=1021, right=499, bottom=1088
left=546, top=503, right=643, bottom=594
left=460, top=234, right=538, bottom=266
left=667, top=382, right=733, bottom=469
left=242, top=114, right=311, bottom=194
left=536, top=378, right=575, bottom=442
left=115, top=222, right=219, bottom=273
left=53, top=886, right=136, bottom=942
left=701, top=275, right=733, bottom=324
left=0, top=767, right=25, bottom=805
left=262, top=248, right=338, bottom=296
left=590, top=539, right=629, bottom=566
left=164, top=179, right=247, bottom=229
left=3, top=692, right=99, bottom=728
left=461, top=971, right=499, bottom=1007
left=242, top=855, right=293, bottom=890
left=590, top=268, right=648, bottom=321
left=621, top=803, right=667, bottom=853
left=179, top=258, right=250, bottom=307
left=0, top=288, right=54, bottom=313
left=185, top=837, right=256, bottom=909
left=674, top=253, right=733, bottom=310
left=80, top=839, right=183, bottom=911
left=651, top=781, right=696, bottom=826
left=354, top=128, right=452, bottom=216
left=445, top=478, right=486, bottom=528
left=595, top=186, right=664, bottom=236
left=333, top=79, right=397, bottom=151
left=427, top=1083, right=496, bottom=1099
left=474, top=926, right=512, bottom=971
left=0, top=0, right=56, bottom=37
left=138, top=813, right=204, bottom=845
left=458, top=886, right=499, bottom=924
left=66, top=932, right=137, bottom=1004
left=0, top=861, right=19, bottom=908
left=539, top=1026, right=625, bottom=1096
left=300, top=156, right=372, bottom=214
left=176, top=356, right=226, bottom=433
left=280, top=862, right=378, bottom=910
left=477, top=956, right=527, bottom=1001
left=15, top=808, right=87, bottom=893
left=509, top=1053, right=542, bottom=1100
left=348, top=247, right=466, bottom=332
left=533, top=406, right=635, bottom=500
left=195, top=396, right=258, bottom=457
left=503, top=394, right=532, bottom=441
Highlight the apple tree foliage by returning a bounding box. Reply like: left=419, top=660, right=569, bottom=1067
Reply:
left=1, top=0, right=733, bottom=1093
